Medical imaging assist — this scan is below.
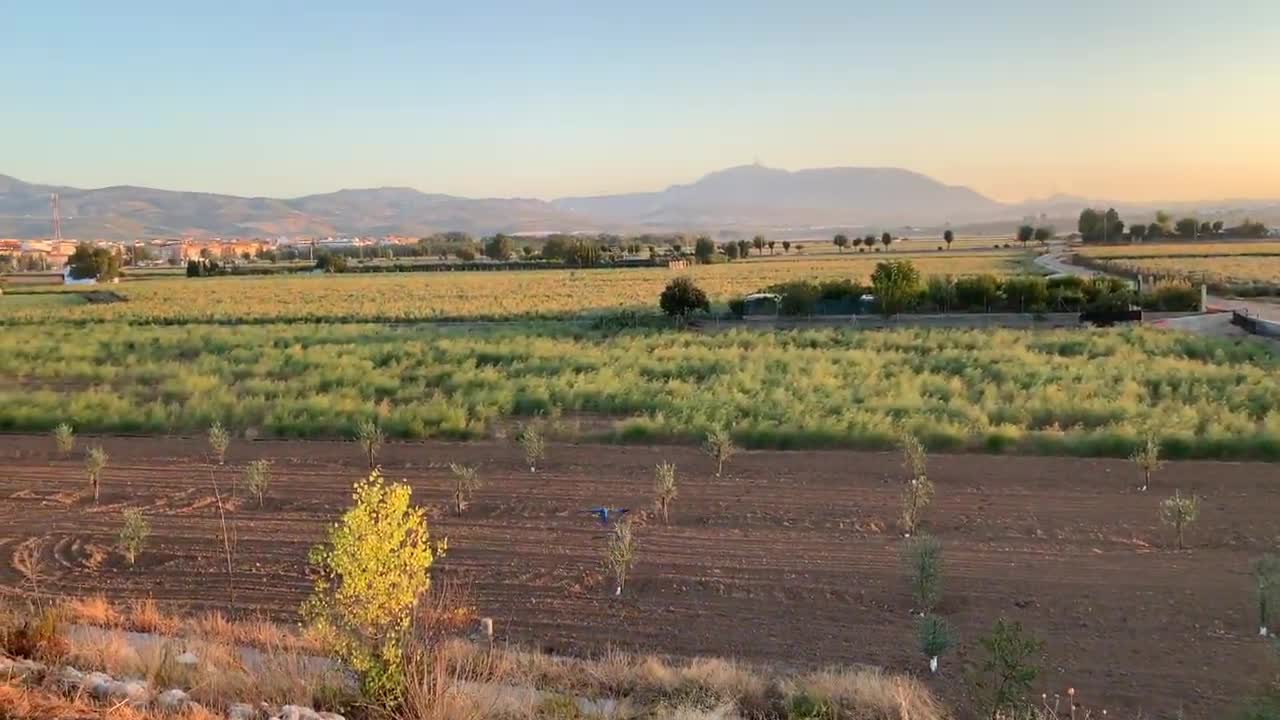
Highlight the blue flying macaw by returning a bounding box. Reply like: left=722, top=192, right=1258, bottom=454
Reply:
left=588, top=507, right=630, bottom=526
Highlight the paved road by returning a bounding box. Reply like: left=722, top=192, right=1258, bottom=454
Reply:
left=1034, top=247, right=1280, bottom=322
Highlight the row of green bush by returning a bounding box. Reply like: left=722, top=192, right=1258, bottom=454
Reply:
left=729, top=273, right=1200, bottom=317
left=2, top=322, right=1278, bottom=459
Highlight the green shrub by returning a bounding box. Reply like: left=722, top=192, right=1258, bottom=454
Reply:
left=1002, top=276, right=1049, bottom=312
left=954, top=274, right=1002, bottom=311
left=1141, top=279, right=1200, bottom=311
left=764, top=281, right=822, bottom=316
left=925, top=275, right=958, bottom=312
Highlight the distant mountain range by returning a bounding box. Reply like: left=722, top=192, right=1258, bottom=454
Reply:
left=1, top=167, right=1277, bottom=241
left=553, top=165, right=1005, bottom=227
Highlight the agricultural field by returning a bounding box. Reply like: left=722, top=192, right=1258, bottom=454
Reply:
left=0, top=435, right=1273, bottom=718
left=2, top=323, right=1279, bottom=458
left=1077, top=240, right=1280, bottom=259
left=0, top=293, right=86, bottom=310
left=1088, top=256, right=1280, bottom=286
left=0, top=250, right=1029, bottom=324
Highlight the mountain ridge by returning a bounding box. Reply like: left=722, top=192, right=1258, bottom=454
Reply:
left=2, top=168, right=1277, bottom=241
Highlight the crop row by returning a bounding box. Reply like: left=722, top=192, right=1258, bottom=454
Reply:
left=2, top=322, right=1278, bottom=458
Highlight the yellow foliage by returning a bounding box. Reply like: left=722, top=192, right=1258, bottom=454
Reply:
left=305, top=469, right=444, bottom=703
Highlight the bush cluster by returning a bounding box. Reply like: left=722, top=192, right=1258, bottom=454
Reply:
left=731, top=269, right=1199, bottom=316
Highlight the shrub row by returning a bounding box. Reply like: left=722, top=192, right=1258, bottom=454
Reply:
left=729, top=273, right=1200, bottom=317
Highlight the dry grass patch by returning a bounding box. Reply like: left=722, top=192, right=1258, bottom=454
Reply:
left=125, top=599, right=179, bottom=635
left=61, top=595, right=120, bottom=628
left=787, top=667, right=945, bottom=720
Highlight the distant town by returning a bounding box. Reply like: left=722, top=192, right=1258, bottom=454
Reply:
left=0, top=234, right=436, bottom=273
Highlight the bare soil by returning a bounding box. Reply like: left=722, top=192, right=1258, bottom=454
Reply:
left=0, top=434, right=1274, bottom=718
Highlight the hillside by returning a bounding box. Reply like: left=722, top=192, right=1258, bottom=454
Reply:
left=4, top=167, right=1279, bottom=241
left=0, top=175, right=594, bottom=240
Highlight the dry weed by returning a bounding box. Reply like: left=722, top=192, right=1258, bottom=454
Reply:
left=61, top=595, right=120, bottom=627
left=126, top=599, right=178, bottom=635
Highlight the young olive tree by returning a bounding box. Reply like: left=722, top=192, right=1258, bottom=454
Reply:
left=703, top=428, right=736, bottom=477
left=918, top=614, right=953, bottom=673
left=904, top=534, right=943, bottom=613
left=118, top=509, right=150, bottom=565
left=976, top=618, right=1043, bottom=720
left=53, top=423, right=75, bottom=456
left=1160, top=490, right=1200, bottom=550
left=517, top=425, right=545, bottom=473
left=242, top=459, right=272, bottom=508
left=653, top=462, right=678, bottom=524
left=900, top=432, right=933, bottom=536
left=605, top=517, right=637, bottom=596
left=208, top=421, right=230, bottom=465
left=85, top=445, right=108, bottom=503
left=304, top=470, right=445, bottom=704
left=355, top=418, right=384, bottom=469
left=1130, top=433, right=1163, bottom=492
left=448, top=463, right=482, bottom=515
left=1254, top=553, right=1280, bottom=637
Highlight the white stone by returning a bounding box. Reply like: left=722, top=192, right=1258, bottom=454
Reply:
left=157, top=688, right=190, bottom=713
left=52, top=666, right=84, bottom=689
left=317, top=713, right=346, bottom=720
left=83, top=672, right=116, bottom=699
left=175, top=651, right=200, bottom=666
left=3, top=658, right=45, bottom=677
left=273, top=706, right=322, bottom=720
left=228, top=703, right=259, bottom=720
left=103, top=679, right=150, bottom=705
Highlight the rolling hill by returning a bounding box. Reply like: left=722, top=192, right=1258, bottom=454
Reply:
left=3, top=167, right=1277, bottom=241
left=0, top=175, right=593, bottom=240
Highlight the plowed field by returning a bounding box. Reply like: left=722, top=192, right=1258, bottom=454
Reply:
left=0, top=435, right=1273, bottom=717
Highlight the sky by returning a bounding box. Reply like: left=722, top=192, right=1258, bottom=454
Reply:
left=6, top=0, right=1280, bottom=203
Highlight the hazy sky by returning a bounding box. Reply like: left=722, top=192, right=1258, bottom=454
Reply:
left=7, top=1, right=1279, bottom=202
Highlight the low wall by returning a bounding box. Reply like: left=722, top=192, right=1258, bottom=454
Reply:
left=1232, top=311, right=1280, bottom=338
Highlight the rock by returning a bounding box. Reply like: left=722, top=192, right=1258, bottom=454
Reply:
left=83, top=672, right=116, bottom=700
left=175, top=651, right=199, bottom=667
left=0, top=657, right=45, bottom=678
left=156, top=688, right=190, bottom=713
left=228, top=703, right=259, bottom=720
left=51, top=666, right=84, bottom=689
left=103, top=679, right=150, bottom=705
left=273, top=705, right=322, bottom=720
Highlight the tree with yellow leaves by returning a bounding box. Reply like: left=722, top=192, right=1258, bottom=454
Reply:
left=304, top=470, right=446, bottom=703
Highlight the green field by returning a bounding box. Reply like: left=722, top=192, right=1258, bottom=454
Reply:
left=3, top=322, right=1278, bottom=458
left=0, top=292, right=87, bottom=309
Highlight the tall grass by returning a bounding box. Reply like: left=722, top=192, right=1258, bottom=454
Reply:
left=2, top=323, right=1279, bottom=458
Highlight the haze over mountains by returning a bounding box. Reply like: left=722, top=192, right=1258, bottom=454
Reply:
left=1, top=166, right=1277, bottom=241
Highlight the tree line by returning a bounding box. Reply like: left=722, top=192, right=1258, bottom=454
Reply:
left=1079, top=208, right=1270, bottom=243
